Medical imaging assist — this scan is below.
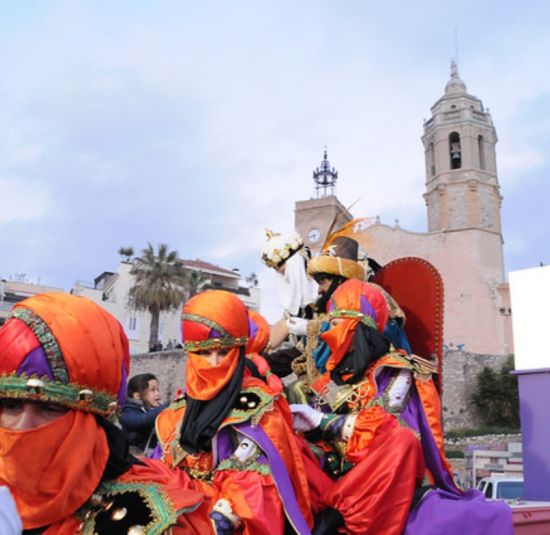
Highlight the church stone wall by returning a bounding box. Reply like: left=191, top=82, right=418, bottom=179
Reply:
left=129, top=350, right=187, bottom=403
left=128, top=349, right=510, bottom=433
left=441, top=349, right=512, bottom=431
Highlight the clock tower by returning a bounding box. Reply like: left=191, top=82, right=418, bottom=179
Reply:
left=294, top=150, right=352, bottom=253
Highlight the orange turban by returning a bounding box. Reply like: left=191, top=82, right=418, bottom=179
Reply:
left=0, top=292, right=130, bottom=529
left=246, top=310, right=270, bottom=354
left=182, top=290, right=249, bottom=401
left=0, top=292, right=129, bottom=415
left=322, top=279, right=389, bottom=372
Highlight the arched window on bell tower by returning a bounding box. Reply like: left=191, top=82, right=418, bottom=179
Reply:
left=478, top=135, right=486, bottom=170
left=429, top=141, right=436, bottom=176
left=449, top=132, right=462, bottom=169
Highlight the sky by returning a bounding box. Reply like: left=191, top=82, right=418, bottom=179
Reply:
left=1, top=1, right=549, bottom=323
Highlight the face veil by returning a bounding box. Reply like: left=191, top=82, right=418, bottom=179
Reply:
left=179, top=290, right=250, bottom=454
left=0, top=293, right=130, bottom=529
left=322, top=279, right=391, bottom=385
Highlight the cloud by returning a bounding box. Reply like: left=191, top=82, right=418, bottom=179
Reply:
left=499, top=147, right=545, bottom=182
left=0, top=177, right=50, bottom=224
left=0, top=0, right=548, bottom=308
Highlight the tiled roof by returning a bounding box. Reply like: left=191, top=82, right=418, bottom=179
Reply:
left=181, top=259, right=240, bottom=278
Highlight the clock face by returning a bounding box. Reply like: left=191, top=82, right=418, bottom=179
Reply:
left=307, top=227, right=321, bottom=244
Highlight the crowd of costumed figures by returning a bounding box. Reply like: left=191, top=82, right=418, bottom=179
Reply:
left=0, top=224, right=513, bottom=534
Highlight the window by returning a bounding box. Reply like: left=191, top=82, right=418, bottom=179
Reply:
left=478, top=135, right=486, bottom=170
left=429, top=142, right=436, bottom=176
left=449, top=132, right=462, bottom=169
left=124, top=316, right=140, bottom=341
left=497, top=481, right=524, bottom=500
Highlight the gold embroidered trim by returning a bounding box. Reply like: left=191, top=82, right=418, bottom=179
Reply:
left=0, top=372, right=117, bottom=417
left=77, top=481, right=200, bottom=535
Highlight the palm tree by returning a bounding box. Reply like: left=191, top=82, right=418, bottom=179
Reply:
left=129, top=243, right=187, bottom=351
left=183, top=270, right=209, bottom=301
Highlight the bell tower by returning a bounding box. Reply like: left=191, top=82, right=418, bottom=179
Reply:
left=422, top=61, right=502, bottom=237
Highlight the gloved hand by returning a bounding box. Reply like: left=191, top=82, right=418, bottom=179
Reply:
left=289, top=404, right=323, bottom=432
left=286, top=317, right=308, bottom=336
left=0, top=487, right=22, bottom=535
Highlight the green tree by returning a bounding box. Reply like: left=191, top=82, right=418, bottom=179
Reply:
left=129, top=243, right=188, bottom=351
left=471, top=356, right=519, bottom=429
left=183, top=270, right=209, bottom=301
left=118, top=246, right=134, bottom=262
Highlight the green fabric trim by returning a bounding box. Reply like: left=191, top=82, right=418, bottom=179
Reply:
left=0, top=372, right=116, bottom=416
left=182, top=313, right=229, bottom=336
left=222, top=386, right=274, bottom=427
left=184, top=336, right=248, bottom=352
left=395, top=415, right=421, bottom=440
left=368, top=396, right=420, bottom=440
left=330, top=308, right=378, bottom=330
left=215, top=434, right=266, bottom=473
left=79, top=481, right=199, bottom=535
left=329, top=308, right=378, bottom=330
left=319, top=413, right=340, bottom=432
left=319, top=413, right=345, bottom=440
left=182, top=312, right=248, bottom=351
left=216, top=458, right=272, bottom=475
left=10, top=308, right=69, bottom=383
left=170, top=397, right=187, bottom=410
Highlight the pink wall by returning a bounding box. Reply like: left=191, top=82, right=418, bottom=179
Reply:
left=362, top=224, right=512, bottom=356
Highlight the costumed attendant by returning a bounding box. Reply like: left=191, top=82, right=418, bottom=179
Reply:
left=291, top=279, right=513, bottom=535
left=245, top=310, right=283, bottom=396
left=0, top=293, right=208, bottom=534
left=307, top=236, right=411, bottom=372
left=246, top=310, right=333, bottom=519
left=155, top=290, right=314, bottom=535
left=275, top=236, right=374, bottom=404
left=261, top=230, right=317, bottom=321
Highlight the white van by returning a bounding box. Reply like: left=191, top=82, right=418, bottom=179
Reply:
left=477, top=477, right=524, bottom=500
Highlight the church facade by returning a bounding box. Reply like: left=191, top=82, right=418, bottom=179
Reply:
left=295, top=63, right=513, bottom=357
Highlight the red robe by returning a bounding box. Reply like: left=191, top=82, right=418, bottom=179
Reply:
left=312, top=351, right=454, bottom=535
left=42, top=458, right=210, bottom=534
left=156, top=376, right=314, bottom=535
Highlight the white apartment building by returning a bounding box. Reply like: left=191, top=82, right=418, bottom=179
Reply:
left=72, top=259, right=261, bottom=354
left=0, top=277, right=64, bottom=326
